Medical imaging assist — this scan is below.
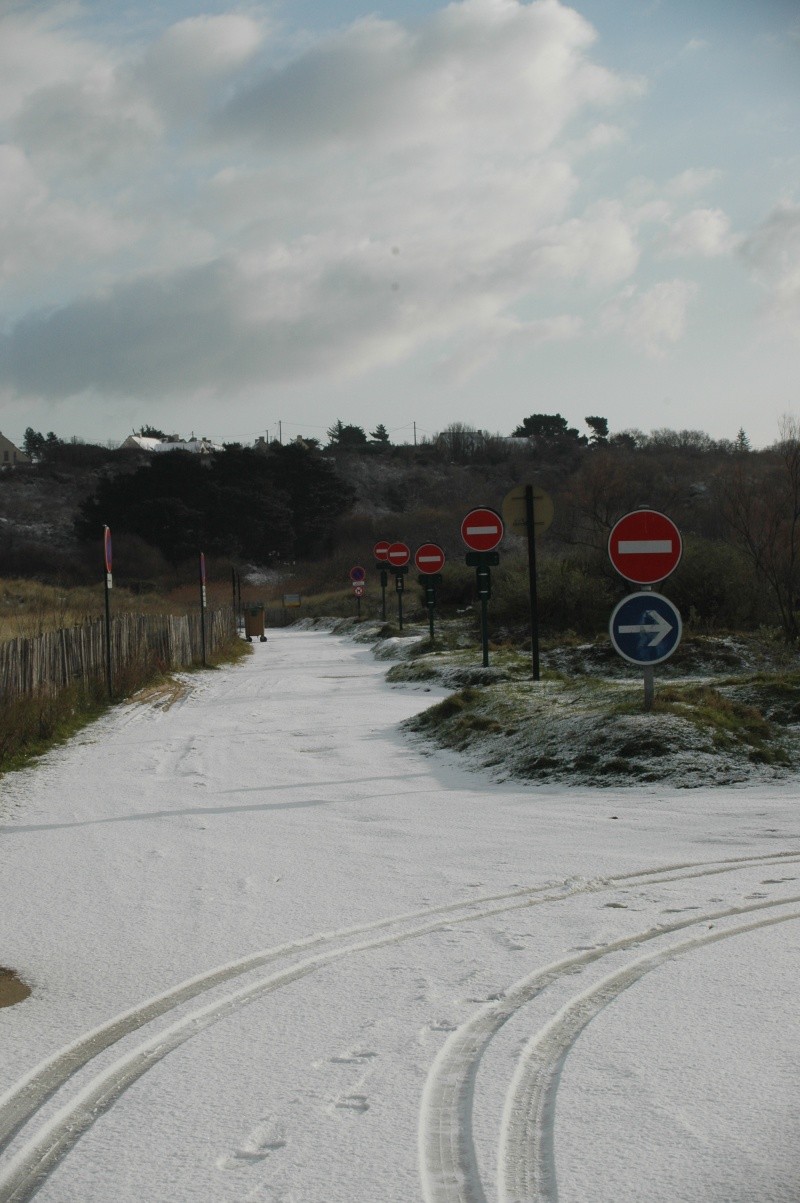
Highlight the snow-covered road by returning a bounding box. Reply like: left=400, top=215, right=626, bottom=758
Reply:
left=1, top=627, right=799, bottom=1202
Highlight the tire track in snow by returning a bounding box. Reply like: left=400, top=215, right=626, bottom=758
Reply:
left=0, top=853, right=797, bottom=1202
left=497, top=907, right=800, bottom=1203
left=417, top=891, right=800, bottom=1203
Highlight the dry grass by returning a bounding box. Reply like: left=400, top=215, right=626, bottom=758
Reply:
left=0, top=578, right=237, bottom=642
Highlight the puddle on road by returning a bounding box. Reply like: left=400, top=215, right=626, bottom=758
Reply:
left=0, top=967, right=31, bottom=1007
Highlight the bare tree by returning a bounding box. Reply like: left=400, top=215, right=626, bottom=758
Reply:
left=718, top=416, right=800, bottom=641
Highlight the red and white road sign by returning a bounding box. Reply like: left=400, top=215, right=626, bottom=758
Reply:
left=414, top=543, right=446, bottom=574
left=350, top=565, right=366, bottom=582
left=373, top=540, right=391, bottom=561
left=608, top=509, right=682, bottom=584
left=353, top=583, right=365, bottom=597
left=387, top=542, right=410, bottom=566
left=461, top=507, right=503, bottom=552
left=103, top=526, right=113, bottom=574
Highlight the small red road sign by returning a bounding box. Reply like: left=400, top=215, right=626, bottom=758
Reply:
left=350, top=565, right=366, bottom=582
left=353, top=583, right=365, bottom=597
left=103, top=526, right=113, bottom=574
left=415, top=543, right=446, bottom=574
left=461, top=508, right=504, bottom=552
left=387, top=542, right=411, bottom=566
left=373, top=540, right=391, bottom=561
left=608, top=509, right=682, bottom=584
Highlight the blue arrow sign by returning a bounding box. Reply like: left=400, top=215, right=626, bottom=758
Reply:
left=609, top=591, right=682, bottom=666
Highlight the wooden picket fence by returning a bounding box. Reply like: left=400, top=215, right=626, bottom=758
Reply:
left=0, top=607, right=237, bottom=700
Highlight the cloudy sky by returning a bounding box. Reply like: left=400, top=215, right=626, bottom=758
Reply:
left=0, top=0, right=798, bottom=450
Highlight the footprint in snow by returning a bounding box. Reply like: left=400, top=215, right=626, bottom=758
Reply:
left=216, top=1117, right=287, bottom=1170
left=334, top=1094, right=370, bottom=1114
left=329, top=1049, right=378, bottom=1064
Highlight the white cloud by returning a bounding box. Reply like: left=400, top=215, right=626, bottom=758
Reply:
left=136, top=14, right=265, bottom=119
left=213, top=0, right=641, bottom=155
left=739, top=203, right=800, bottom=337
left=665, top=168, right=721, bottom=198
left=0, top=5, right=98, bottom=121
left=0, top=0, right=651, bottom=401
left=434, top=312, right=583, bottom=384
left=531, top=200, right=640, bottom=285
left=659, top=207, right=733, bottom=258
left=600, top=279, right=698, bottom=356
left=14, top=67, right=163, bottom=176
left=0, top=144, right=139, bottom=287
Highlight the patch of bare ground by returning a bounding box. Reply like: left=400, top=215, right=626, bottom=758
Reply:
left=130, top=679, right=191, bottom=711
left=0, top=967, right=31, bottom=1008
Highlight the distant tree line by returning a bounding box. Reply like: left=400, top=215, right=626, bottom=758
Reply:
left=12, top=412, right=800, bottom=642
left=75, top=443, right=354, bottom=567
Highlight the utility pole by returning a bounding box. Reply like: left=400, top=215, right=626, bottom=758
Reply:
left=413, top=421, right=417, bottom=446
left=278, top=420, right=282, bottom=445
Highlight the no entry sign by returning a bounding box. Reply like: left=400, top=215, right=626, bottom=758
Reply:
left=387, top=542, right=410, bottom=567
left=608, top=510, right=682, bottom=584
left=461, top=508, right=504, bottom=552
left=373, top=541, right=391, bottom=561
left=415, top=543, right=446, bottom=574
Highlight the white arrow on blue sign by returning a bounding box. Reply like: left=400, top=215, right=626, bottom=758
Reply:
left=609, top=591, right=682, bottom=666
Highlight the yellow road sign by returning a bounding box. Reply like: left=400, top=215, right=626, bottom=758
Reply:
left=502, top=485, right=554, bottom=535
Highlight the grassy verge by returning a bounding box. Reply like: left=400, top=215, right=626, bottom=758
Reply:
left=381, top=628, right=800, bottom=787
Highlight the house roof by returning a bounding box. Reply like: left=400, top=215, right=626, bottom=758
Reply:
left=120, top=435, right=223, bottom=454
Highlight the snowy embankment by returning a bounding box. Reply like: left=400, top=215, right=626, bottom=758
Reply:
left=1, top=626, right=799, bottom=1202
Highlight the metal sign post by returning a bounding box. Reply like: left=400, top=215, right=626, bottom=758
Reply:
left=465, top=552, right=499, bottom=666
left=462, top=509, right=503, bottom=667
left=374, top=565, right=389, bottom=620
left=502, top=484, right=553, bottom=681
left=199, top=551, right=207, bottom=666
left=608, top=509, right=683, bottom=710
left=386, top=544, right=410, bottom=629
left=394, top=568, right=407, bottom=629
left=415, top=544, right=446, bottom=642
left=103, top=525, right=113, bottom=699
left=373, top=542, right=390, bottom=620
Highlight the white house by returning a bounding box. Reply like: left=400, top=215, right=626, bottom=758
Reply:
left=119, top=434, right=223, bottom=455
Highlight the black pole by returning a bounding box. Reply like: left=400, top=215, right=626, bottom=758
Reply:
left=199, top=552, right=207, bottom=667
left=381, top=573, right=387, bottom=621
left=525, top=485, right=541, bottom=681
left=231, top=567, right=237, bottom=617
left=356, top=594, right=362, bottom=619
left=428, top=603, right=435, bottom=641
left=480, top=596, right=489, bottom=667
